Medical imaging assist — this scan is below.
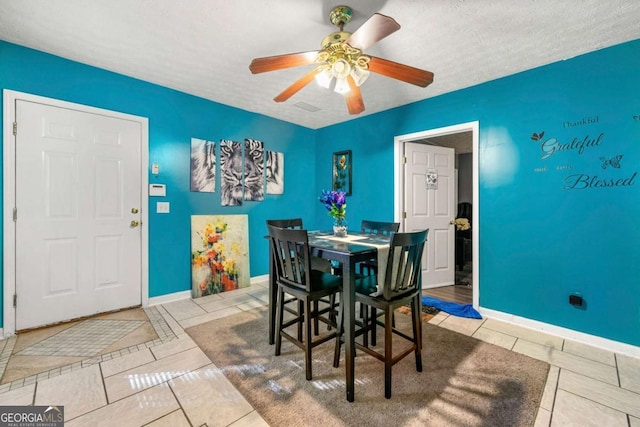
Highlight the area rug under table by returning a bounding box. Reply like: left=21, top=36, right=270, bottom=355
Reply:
left=186, top=308, right=549, bottom=427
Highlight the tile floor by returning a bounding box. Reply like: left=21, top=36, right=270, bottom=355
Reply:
left=0, top=280, right=638, bottom=426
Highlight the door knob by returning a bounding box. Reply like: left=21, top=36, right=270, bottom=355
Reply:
left=130, top=220, right=140, bottom=228
left=131, top=208, right=139, bottom=214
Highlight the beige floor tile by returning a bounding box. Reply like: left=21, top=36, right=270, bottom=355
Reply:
left=562, top=339, right=616, bottom=366
left=163, top=299, right=207, bottom=321
left=534, top=407, right=551, bottom=427
left=100, top=322, right=158, bottom=355
left=540, top=366, right=560, bottom=411
left=426, top=312, right=448, bottom=325
left=236, top=298, right=268, bottom=311
left=178, top=306, right=243, bottom=329
left=0, top=383, right=35, bottom=405
left=95, top=307, right=150, bottom=321
left=218, top=286, right=259, bottom=298
left=104, top=347, right=211, bottom=402
left=150, top=337, right=196, bottom=360
left=157, top=309, right=187, bottom=338
left=481, top=318, right=564, bottom=349
left=192, top=293, right=224, bottom=306
left=436, top=315, right=483, bottom=336
left=1, top=354, right=85, bottom=384
left=630, top=415, right=640, bottom=427
left=472, top=326, right=517, bottom=349
left=228, top=410, right=269, bottom=427
left=65, top=383, right=179, bottom=427
left=146, top=409, right=192, bottom=427
left=35, top=365, right=106, bottom=421
left=558, top=369, right=640, bottom=418
left=169, top=364, right=254, bottom=427
left=513, top=340, right=619, bottom=385
left=198, top=293, right=258, bottom=312
left=101, top=348, right=155, bottom=378
left=617, top=353, right=640, bottom=394
left=551, top=389, right=628, bottom=427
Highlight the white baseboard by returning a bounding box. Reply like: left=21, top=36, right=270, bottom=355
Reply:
left=147, top=275, right=269, bottom=307
left=251, top=274, right=269, bottom=284
left=480, top=307, right=640, bottom=358
left=148, top=290, right=192, bottom=307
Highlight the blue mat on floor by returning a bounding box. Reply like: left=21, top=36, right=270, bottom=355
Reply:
left=422, top=296, right=482, bottom=319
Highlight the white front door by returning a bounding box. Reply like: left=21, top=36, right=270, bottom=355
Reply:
left=14, top=99, right=143, bottom=330
left=404, top=143, right=456, bottom=287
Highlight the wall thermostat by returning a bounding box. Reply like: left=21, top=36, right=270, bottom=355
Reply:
left=149, top=184, right=166, bottom=197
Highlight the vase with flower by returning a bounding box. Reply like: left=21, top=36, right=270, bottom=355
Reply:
left=319, top=189, right=348, bottom=237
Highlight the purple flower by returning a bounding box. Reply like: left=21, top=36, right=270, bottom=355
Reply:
left=319, top=189, right=347, bottom=219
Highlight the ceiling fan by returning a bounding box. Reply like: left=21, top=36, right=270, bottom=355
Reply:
left=249, top=5, right=434, bottom=115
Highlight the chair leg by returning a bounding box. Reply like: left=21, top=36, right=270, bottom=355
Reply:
left=275, top=287, right=285, bottom=356
left=370, top=307, right=377, bottom=346
left=362, top=304, right=370, bottom=347
left=412, top=297, right=423, bottom=371
left=297, top=300, right=303, bottom=341
left=304, top=299, right=313, bottom=381
left=313, top=300, right=320, bottom=336
left=327, top=294, right=336, bottom=330
left=384, top=307, right=393, bottom=399
left=333, top=292, right=344, bottom=368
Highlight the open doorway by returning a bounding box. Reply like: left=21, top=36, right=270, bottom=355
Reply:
left=394, top=122, right=479, bottom=308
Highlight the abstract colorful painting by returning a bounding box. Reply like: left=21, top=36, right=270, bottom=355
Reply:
left=190, top=138, right=216, bottom=192
left=220, top=139, right=243, bottom=206
left=191, top=214, right=250, bottom=298
left=266, top=151, right=284, bottom=194
left=244, top=138, right=264, bottom=201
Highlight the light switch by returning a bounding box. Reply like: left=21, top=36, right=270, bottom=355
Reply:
left=156, top=202, right=170, bottom=213
left=151, top=164, right=160, bottom=175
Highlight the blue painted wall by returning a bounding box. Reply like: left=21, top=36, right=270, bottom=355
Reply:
left=2, top=38, right=639, bottom=347
left=0, top=40, right=318, bottom=305
left=315, top=39, right=640, bottom=347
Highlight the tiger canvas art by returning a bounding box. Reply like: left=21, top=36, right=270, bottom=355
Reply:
left=220, top=139, right=243, bottom=206
left=244, top=138, right=264, bottom=201
left=190, top=138, right=215, bottom=192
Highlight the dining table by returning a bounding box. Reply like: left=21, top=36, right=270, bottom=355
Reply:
left=267, top=229, right=392, bottom=402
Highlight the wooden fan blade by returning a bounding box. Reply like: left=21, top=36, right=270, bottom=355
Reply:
left=274, top=67, right=322, bottom=102
left=368, top=56, right=434, bottom=87
left=249, top=51, right=318, bottom=74
left=346, top=13, right=400, bottom=51
left=345, top=76, right=365, bottom=115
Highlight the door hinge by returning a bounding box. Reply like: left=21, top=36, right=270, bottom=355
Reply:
left=403, top=211, right=407, bottom=219
left=13, top=122, right=17, bottom=136
left=403, top=156, right=407, bottom=164
left=13, top=294, right=17, bottom=308
left=13, top=207, right=17, bottom=222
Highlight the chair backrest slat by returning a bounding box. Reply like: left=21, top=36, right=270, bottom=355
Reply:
left=266, top=218, right=303, bottom=229
left=361, top=220, right=400, bottom=236
left=382, top=229, right=428, bottom=300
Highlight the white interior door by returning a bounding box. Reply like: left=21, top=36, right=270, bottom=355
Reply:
left=404, top=142, right=456, bottom=288
left=14, top=99, right=143, bottom=330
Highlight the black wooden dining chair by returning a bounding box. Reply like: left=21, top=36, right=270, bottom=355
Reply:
left=333, top=229, right=428, bottom=398
left=268, top=224, right=343, bottom=380
left=266, top=219, right=336, bottom=336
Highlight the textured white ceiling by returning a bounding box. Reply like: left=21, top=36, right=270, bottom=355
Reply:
left=1, top=0, right=640, bottom=129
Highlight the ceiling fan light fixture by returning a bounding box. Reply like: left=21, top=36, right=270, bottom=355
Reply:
left=331, top=58, right=352, bottom=79
left=350, top=65, right=370, bottom=86
left=334, top=76, right=351, bottom=94
left=315, top=67, right=333, bottom=88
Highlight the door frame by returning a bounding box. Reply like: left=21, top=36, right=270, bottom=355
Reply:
left=3, top=89, right=150, bottom=336
left=394, top=121, right=479, bottom=309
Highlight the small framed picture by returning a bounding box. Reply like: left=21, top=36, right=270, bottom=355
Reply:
left=332, top=150, right=352, bottom=195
